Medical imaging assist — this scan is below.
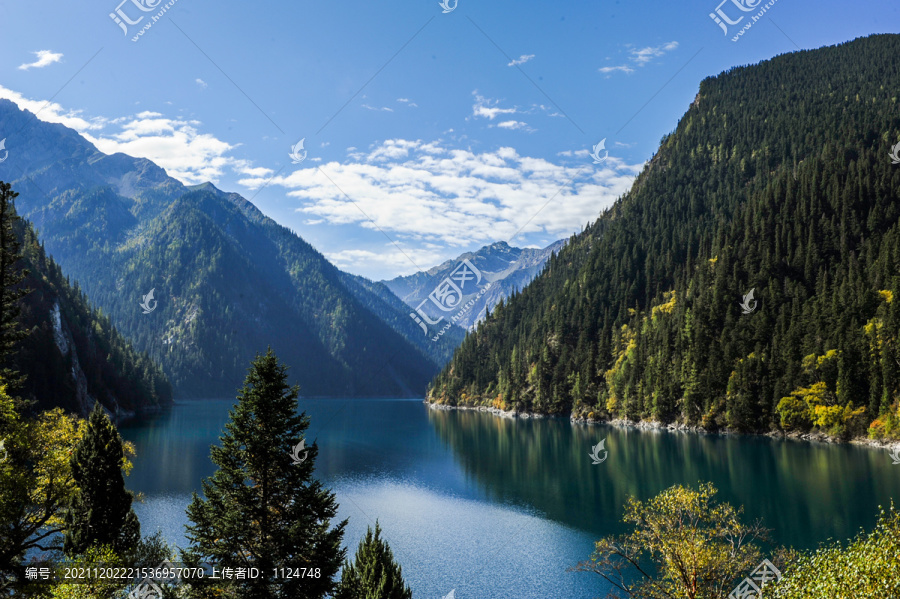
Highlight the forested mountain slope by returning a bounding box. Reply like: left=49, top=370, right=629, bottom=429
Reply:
left=0, top=102, right=440, bottom=398
left=8, top=199, right=172, bottom=416
left=339, top=271, right=466, bottom=366
left=429, top=34, right=900, bottom=439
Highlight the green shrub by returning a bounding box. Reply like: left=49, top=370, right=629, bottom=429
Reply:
left=771, top=505, right=900, bottom=598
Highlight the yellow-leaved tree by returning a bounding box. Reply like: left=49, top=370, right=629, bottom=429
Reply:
left=572, top=483, right=786, bottom=599
left=0, top=380, right=85, bottom=593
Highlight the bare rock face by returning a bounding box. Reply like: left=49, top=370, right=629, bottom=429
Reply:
left=50, top=301, right=96, bottom=418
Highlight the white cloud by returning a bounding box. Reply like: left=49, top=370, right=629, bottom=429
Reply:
left=472, top=94, right=564, bottom=124
left=471, top=93, right=518, bottom=120
left=237, top=139, right=642, bottom=249
left=495, top=120, right=530, bottom=131
left=507, top=54, right=535, bottom=67
left=0, top=85, right=244, bottom=185
left=0, top=84, right=106, bottom=131
left=234, top=162, right=274, bottom=178
left=599, top=40, right=678, bottom=75
left=599, top=65, right=635, bottom=74
left=397, top=98, right=418, bottom=108
left=195, top=78, right=208, bottom=89
left=630, top=41, right=679, bottom=65
left=87, top=115, right=236, bottom=184
left=325, top=247, right=445, bottom=276
left=18, top=50, right=63, bottom=71
left=362, top=104, right=394, bottom=112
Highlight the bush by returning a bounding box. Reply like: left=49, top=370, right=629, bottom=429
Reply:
left=777, top=394, right=811, bottom=431
left=770, top=505, right=900, bottom=598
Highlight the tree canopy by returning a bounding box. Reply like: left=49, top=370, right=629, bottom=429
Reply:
left=429, top=34, right=900, bottom=440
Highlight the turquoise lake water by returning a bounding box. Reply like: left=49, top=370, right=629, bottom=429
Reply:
left=118, top=398, right=900, bottom=599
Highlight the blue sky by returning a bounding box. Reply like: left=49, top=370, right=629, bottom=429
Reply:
left=0, top=0, right=897, bottom=279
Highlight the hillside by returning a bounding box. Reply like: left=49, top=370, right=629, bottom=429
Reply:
left=0, top=102, right=441, bottom=398
left=339, top=271, right=466, bottom=365
left=8, top=198, right=172, bottom=416
left=382, top=240, right=565, bottom=329
left=429, top=34, right=900, bottom=440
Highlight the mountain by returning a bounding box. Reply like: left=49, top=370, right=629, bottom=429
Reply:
left=11, top=209, right=172, bottom=417
left=0, top=100, right=441, bottom=398
left=339, top=272, right=466, bottom=365
left=429, top=34, right=900, bottom=440
left=382, top=240, right=565, bottom=330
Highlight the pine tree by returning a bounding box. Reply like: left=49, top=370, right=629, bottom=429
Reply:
left=63, top=402, right=140, bottom=556
left=0, top=182, right=28, bottom=392
left=184, top=348, right=346, bottom=599
left=335, top=522, right=413, bottom=599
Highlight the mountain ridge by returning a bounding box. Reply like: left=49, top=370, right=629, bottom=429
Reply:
left=428, top=34, right=900, bottom=441
left=383, top=239, right=565, bottom=329
left=0, top=99, right=451, bottom=398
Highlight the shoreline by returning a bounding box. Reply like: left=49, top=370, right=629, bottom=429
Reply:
left=424, top=400, right=900, bottom=452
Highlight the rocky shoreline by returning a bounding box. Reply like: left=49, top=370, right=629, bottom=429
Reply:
left=424, top=400, right=900, bottom=452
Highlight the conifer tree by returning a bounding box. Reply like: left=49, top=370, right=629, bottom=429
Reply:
left=184, top=348, right=346, bottom=599
left=334, top=522, right=413, bottom=599
left=63, top=402, right=140, bottom=556
left=0, top=182, right=28, bottom=391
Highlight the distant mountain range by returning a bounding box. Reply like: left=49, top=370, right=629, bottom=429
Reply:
left=0, top=98, right=460, bottom=398
left=382, top=240, right=565, bottom=330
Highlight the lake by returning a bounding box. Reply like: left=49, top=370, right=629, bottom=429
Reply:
left=119, top=398, right=900, bottom=599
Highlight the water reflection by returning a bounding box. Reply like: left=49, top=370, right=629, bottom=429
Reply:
left=426, top=407, right=900, bottom=550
